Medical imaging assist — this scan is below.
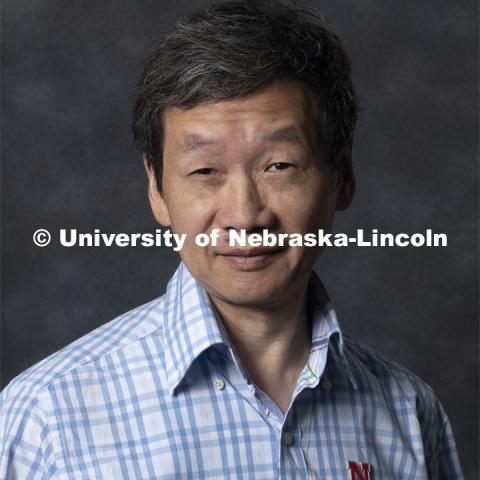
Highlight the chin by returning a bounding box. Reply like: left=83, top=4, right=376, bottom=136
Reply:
left=209, top=289, right=283, bottom=309
left=204, top=275, right=293, bottom=308
left=186, top=255, right=313, bottom=307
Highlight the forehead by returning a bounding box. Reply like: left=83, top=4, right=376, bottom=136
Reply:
left=162, top=79, right=316, bottom=150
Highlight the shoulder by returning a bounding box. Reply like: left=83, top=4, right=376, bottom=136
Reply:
left=1, top=294, right=167, bottom=410
left=342, top=333, right=439, bottom=413
left=341, top=333, right=454, bottom=454
left=0, top=295, right=169, bottom=478
left=341, top=334, right=463, bottom=478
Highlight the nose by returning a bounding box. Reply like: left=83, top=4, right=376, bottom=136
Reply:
left=216, top=175, right=275, bottom=233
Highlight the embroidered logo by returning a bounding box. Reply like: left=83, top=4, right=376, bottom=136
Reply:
left=347, top=460, right=372, bottom=480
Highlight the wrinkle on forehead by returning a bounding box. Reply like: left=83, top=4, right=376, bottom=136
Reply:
left=164, top=79, right=318, bottom=158
left=180, top=126, right=308, bottom=155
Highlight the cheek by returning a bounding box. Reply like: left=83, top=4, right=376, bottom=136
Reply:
left=164, top=189, right=215, bottom=236
left=272, top=184, right=336, bottom=231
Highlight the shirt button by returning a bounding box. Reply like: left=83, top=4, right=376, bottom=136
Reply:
left=214, top=379, right=225, bottom=390
left=322, top=378, right=332, bottom=391
left=282, top=431, right=294, bottom=446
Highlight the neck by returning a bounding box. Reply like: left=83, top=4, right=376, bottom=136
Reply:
left=209, top=279, right=312, bottom=412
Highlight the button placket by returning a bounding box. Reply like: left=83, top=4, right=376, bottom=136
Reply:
left=281, top=431, right=294, bottom=446
left=213, top=378, right=225, bottom=390
left=322, top=377, right=332, bottom=391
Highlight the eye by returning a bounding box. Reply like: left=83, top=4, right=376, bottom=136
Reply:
left=191, top=167, right=216, bottom=175
left=266, top=162, right=293, bottom=171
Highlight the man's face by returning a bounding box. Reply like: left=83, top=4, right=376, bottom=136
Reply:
left=146, top=79, right=353, bottom=308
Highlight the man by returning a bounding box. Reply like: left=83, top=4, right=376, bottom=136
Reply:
left=0, top=1, right=463, bottom=478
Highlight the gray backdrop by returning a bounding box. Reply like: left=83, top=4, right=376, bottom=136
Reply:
left=1, top=0, right=478, bottom=476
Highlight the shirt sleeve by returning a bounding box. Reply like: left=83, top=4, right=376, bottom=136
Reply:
left=0, top=384, right=56, bottom=479
left=434, top=416, right=464, bottom=480
left=419, top=392, right=464, bottom=480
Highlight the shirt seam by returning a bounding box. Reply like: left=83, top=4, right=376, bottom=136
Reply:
left=9, top=317, right=165, bottom=399
left=343, top=333, right=435, bottom=393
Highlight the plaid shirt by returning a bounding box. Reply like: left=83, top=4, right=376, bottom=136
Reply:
left=1, top=262, right=463, bottom=479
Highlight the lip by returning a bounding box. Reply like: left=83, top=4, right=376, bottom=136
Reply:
left=217, top=247, right=285, bottom=270
left=218, top=246, right=281, bottom=256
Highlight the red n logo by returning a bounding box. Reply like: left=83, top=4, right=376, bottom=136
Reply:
left=347, top=460, right=371, bottom=480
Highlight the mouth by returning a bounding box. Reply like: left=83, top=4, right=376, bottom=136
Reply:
left=216, top=247, right=286, bottom=270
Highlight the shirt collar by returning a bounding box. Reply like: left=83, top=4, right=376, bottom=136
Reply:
left=307, top=272, right=358, bottom=389
left=162, top=262, right=357, bottom=395
left=162, top=263, right=228, bottom=395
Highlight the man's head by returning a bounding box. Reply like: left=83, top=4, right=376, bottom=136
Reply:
left=132, top=0, right=358, bottom=189
left=132, top=0, right=357, bottom=308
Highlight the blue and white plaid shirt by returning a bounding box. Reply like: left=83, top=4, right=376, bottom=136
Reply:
left=1, top=262, right=463, bottom=479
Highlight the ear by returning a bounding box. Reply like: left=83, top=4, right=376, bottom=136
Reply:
left=143, top=154, right=171, bottom=226
left=334, top=144, right=355, bottom=211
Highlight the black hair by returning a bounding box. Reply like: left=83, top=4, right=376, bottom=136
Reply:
left=132, top=0, right=358, bottom=189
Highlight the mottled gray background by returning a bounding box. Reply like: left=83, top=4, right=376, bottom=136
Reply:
left=1, top=0, right=478, bottom=476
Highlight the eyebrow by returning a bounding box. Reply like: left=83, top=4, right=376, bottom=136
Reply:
left=261, top=126, right=305, bottom=146
left=181, top=126, right=305, bottom=154
left=182, top=135, right=221, bottom=153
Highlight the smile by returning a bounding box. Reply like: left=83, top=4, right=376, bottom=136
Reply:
left=217, top=247, right=286, bottom=270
